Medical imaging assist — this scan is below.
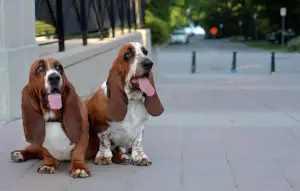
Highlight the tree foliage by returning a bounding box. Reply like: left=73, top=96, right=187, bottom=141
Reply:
left=145, top=0, right=300, bottom=41
left=144, top=10, right=170, bottom=45
left=169, top=3, right=188, bottom=28
left=146, top=0, right=173, bottom=21
left=182, top=0, right=300, bottom=38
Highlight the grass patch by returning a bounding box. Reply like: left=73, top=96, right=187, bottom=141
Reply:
left=242, top=41, right=282, bottom=51
left=231, top=38, right=289, bottom=52
left=36, top=20, right=56, bottom=37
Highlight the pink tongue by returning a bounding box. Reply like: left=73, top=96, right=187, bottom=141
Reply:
left=48, top=94, right=62, bottom=110
left=135, top=77, right=155, bottom=97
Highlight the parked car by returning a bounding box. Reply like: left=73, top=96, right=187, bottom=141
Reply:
left=169, top=29, right=190, bottom=44
left=184, top=24, right=206, bottom=36
left=265, top=29, right=296, bottom=44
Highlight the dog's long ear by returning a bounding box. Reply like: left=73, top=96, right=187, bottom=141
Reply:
left=106, top=70, right=128, bottom=122
left=22, top=84, right=45, bottom=145
left=145, top=72, right=164, bottom=116
left=62, top=82, right=83, bottom=143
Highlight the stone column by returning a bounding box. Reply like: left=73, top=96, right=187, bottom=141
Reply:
left=0, top=0, right=38, bottom=121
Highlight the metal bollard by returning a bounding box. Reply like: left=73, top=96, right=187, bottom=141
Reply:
left=271, top=52, right=276, bottom=75
left=191, top=51, right=196, bottom=74
left=231, top=51, right=237, bottom=73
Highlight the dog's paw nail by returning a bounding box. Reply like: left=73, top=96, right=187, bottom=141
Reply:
left=72, top=169, right=91, bottom=178
left=10, top=151, right=24, bottom=163
left=133, top=158, right=152, bottom=166
left=94, top=156, right=112, bottom=165
left=37, top=165, right=55, bottom=174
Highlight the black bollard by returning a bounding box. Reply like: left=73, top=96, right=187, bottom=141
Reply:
left=231, top=51, right=237, bottom=73
left=271, top=52, right=276, bottom=75
left=191, top=51, right=196, bottom=74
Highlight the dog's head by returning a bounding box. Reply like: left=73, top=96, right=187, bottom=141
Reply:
left=22, top=58, right=83, bottom=145
left=106, top=42, right=164, bottom=121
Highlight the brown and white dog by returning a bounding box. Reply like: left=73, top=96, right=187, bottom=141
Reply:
left=10, top=58, right=90, bottom=178
left=85, top=42, right=164, bottom=166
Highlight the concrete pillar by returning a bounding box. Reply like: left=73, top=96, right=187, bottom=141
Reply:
left=0, top=0, right=38, bottom=121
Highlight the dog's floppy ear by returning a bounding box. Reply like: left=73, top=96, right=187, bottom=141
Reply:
left=62, top=82, right=83, bottom=143
left=106, top=70, right=128, bottom=122
left=145, top=72, right=164, bottom=116
left=21, top=84, right=45, bottom=145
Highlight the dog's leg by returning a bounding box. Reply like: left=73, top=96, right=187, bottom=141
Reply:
left=85, top=131, right=100, bottom=160
left=11, top=144, right=43, bottom=163
left=112, top=146, right=132, bottom=165
left=70, top=143, right=90, bottom=179
left=131, top=126, right=152, bottom=166
left=37, top=149, right=59, bottom=174
left=94, top=130, right=113, bottom=165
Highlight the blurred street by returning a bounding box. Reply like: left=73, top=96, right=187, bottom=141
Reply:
left=158, top=37, right=300, bottom=75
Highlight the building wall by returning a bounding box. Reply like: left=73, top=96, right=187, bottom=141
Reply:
left=0, top=0, right=38, bottom=121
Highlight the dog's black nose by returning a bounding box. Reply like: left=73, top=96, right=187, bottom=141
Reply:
left=48, top=73, right=61, bottom=85
left=142, top=59, right=153, bottom=70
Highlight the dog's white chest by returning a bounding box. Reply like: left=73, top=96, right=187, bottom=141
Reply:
left=42, top=122, right=75, bottom=161
left=108, top=100, right=149, bottom=148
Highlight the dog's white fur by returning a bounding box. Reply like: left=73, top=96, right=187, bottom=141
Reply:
left=96, top=42, right=151, bottom=164
left=42, top=121, right=75, bottom=161
left=43, top=63, right=74, bottom=161
left=44, top=59, right=62, bottom=94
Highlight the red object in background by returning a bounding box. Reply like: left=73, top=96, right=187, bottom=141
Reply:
left=210, top=27, right=218, bottom=36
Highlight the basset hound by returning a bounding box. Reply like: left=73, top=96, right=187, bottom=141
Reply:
left=85, top=42, right=164, bottom=166
left=10, top=58, right=90, bottom=178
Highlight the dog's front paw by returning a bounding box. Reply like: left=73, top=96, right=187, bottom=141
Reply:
left=112, top=151, right=132, bottom=165
left=37, top=165, right=56, bottom=174
left=10, top=151, right=24, bottom=163
left=133, top=157, right=152, bottom=166
left=120, top=154, right=132, bottom=165
left=71, top=169, right=91, bottom=179
left=94, top=156, right=112, bottom=165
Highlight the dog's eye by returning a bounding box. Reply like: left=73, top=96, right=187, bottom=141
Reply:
left=37, top=65, right=44, bottom=72
left=142, top=49, right=148, bottom=56
left=55, top=65, right=63, bottom=74
left=124, top=51, right=132, bottom=60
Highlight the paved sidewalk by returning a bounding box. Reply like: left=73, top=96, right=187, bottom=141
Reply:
left=38, top=30, right=132, bottom=57
left=1, top=39, right=300, bottom=191
left=1, top=73, right=300, bottom=191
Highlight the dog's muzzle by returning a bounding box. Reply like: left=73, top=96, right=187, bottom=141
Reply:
left=142, top=58, right=153, bottom=71
left=48, top=73, right=61, bottom=93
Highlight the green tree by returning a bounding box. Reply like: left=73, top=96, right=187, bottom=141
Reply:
left=146, top=0, right=173, bottom=21
left=251, top=0, right=300, bottom=33
left=169, top=6, right=188, bottom=29
left=144, top=10, right=170, bottom=45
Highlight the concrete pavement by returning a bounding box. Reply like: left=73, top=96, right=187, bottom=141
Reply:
left=1, top=39, right=300, bottom=191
